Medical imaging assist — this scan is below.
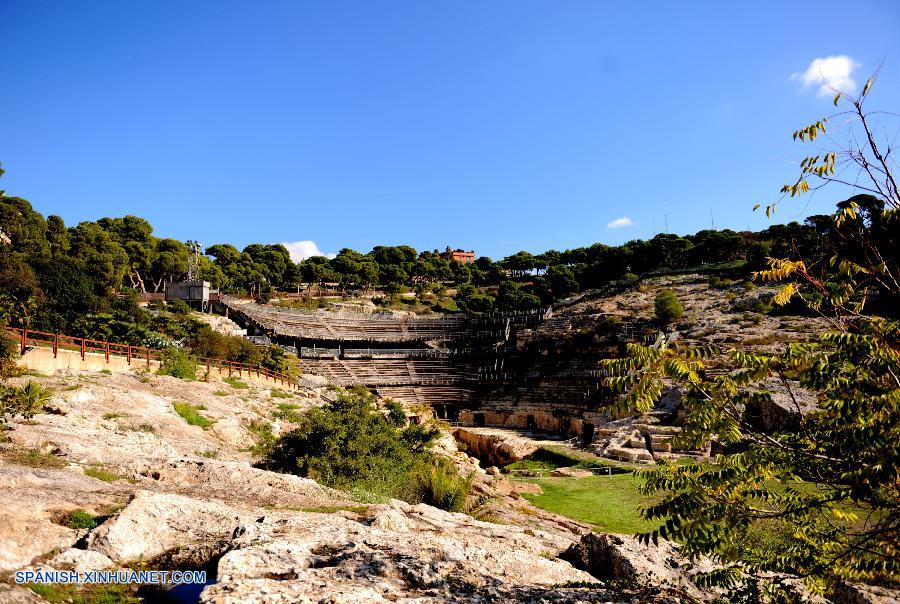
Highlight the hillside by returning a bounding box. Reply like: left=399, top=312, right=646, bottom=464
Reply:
left=0, top=369, right=718, bottom=603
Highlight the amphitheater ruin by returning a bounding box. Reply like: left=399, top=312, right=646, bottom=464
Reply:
left=215, top=293, right=696, bottom=465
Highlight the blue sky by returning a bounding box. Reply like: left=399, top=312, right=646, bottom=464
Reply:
left=1, top=1, right=898, bottom=261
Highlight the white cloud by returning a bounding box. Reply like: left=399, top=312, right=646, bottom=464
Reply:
left=281, top=240, right=336, bottom=262
left=790, top=55, right=861, bottom=96
left=607, top=216, right=635, bottom=229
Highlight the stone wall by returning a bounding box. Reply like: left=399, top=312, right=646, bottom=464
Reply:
left=18, top=347, right=296, bottom=390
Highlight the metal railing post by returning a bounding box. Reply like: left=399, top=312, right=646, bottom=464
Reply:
left=53, top=334, right=58, bottom=358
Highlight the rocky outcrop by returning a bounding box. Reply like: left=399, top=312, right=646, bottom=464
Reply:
left=84, top=490, right=248, bottom=563
left=562, top=532, right=715, bottom=601
left=453, top=427, right=542, bottom=466
left=203, top=499, right=601, bottom=603
left=0, top=461, right=130, bottom=571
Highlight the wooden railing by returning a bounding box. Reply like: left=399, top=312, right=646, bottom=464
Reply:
left=4, top=326, right=299, bottom=388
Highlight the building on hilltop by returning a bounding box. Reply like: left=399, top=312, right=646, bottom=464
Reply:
left=165, top=280, right=211, bottom=310
left=440, top=247, right=476, bottom=264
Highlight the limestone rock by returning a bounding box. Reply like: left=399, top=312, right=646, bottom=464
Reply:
left=0, top=460, right=128, bottom=571
left=202, top=501, right=597, bottom=603
left=0, top=585, right=44, bottom=604
left=563, top=532, right=715, bottom=601
left=85, top=490, right=248, bottom=563
left=47, top=548, right=115, bottom=571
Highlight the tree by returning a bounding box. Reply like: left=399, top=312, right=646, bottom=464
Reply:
left=653, top=289, right=684, bottom=325
left=604, top=73, right=899, bottom=599
left=151, top=239, right=189, bottom=291
left=545, top=264, right=579, bottom=300
left=98, top=215, right=156, bottom=293
left=67, top=222, right=129, bottom=295
left=45, top=215, right=70, bottom=257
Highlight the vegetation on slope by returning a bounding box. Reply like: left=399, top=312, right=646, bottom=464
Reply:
left=258, top=387, right=473, bottom=511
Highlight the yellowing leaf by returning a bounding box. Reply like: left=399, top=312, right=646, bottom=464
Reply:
left=773, top=283, right=795, bottom=306
left=862, top=76, right=874, bottom=96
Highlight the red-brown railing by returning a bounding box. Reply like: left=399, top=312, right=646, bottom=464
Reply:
left=4, top=326, right=298, bottom=388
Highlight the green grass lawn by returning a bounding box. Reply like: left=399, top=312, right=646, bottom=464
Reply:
left=516, top=474, right=657, bottom=534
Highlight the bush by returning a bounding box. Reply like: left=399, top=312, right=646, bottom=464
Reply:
left=166, top=299, right=191, bottom=316
left=1, top=381, right=51, bottom=428
left=414, top=458, right=473, bottom=512
left=157, top=346, right=197, bottom=381
left=60, top=509, right=101, bottom=530
left=383, top=399, right=407, bottom=426
left=258, top=387, right=452, bottom=505
left=245, top=419, right=276, bottom=457
left=654, top=289, right=684, bottom=325
left=0, top=328, right=21, bottom=379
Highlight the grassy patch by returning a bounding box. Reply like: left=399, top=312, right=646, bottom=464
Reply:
left=213, top=390, right=229, bottom=396
left=172, top=402, right=213, bottom=429
left=223, top=376, right=249, bottom=389
left=26, top=582, right=141, bottom=603
left=100, top=368, right=112, bottom=375
left=197, top=449, right=219, bottom=458
left=270, top=388, right=293, bottom=399
left=517, top=474, right=657, bottom=534
left=102, top=412, right=124, bottom=420
left=2, top=447, right=67, bottom=468
left=59, top=508, right=102, bottom=529
left=83, top=465, right=121, bottom=482
left=63, top=384, right=82, bottom=391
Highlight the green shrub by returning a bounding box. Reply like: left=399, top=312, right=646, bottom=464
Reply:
left=60, top=509, right=100, bottom=529
left=654, top=289, right=684, bottom=325
left=172, top=401, right=212, bottom=429
left=384, top=399, right=407, bottom=426
left=259, top=387, right=446, bottom=505
left=414, top=459, right=473, bottom=512
left=166, top=299, right=191, bottom=316
left=0, top=327, right=22, bottom=379
left=246, top=419, right=276, bottom=457
left=157, top=347, right=197, bottom=381
left=1, top=381, right=51, bottom=427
